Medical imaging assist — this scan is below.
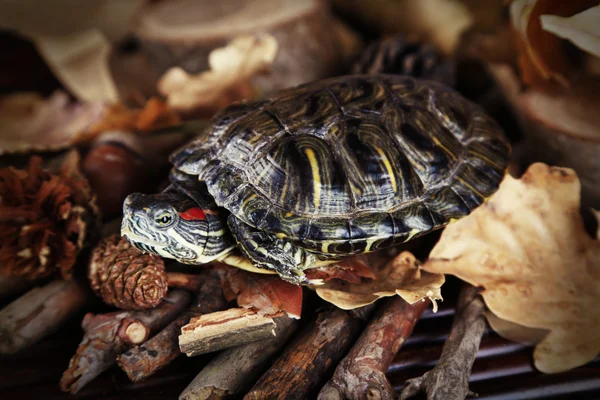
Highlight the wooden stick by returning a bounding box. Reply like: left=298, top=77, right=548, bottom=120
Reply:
left=167, top=272, right=204, bottom=292
left=179, top=316, right=299, bottom=400
left=0, top=279, right=88, bottom=354
left=400, top=284, right=487, bottom=400
left=117, top=314, right=189, bottom=382
left=179, top=308, right=277, bottom=357
left=60, top=290, right=190, bottom=394
left=117, top=271, right=228, bottom=381
left=245, top=305, right=376, bottom=400
left=319, top=297, right=429, bottom=400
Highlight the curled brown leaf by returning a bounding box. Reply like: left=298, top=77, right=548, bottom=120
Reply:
left=423, top=162, right=600, bottom=373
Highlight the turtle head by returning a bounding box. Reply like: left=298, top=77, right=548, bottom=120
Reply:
left=121, top=189, right=230, bottom=264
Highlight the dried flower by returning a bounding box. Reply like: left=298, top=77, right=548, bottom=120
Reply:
left=0, top=151, right=96, bottom=279
left=89, top=235, right=168, bottom=310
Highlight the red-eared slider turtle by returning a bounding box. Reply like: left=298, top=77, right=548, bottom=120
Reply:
left=121, top=74, right=510, bottom=284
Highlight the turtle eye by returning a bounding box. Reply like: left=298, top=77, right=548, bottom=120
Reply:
left=155, top=212, right=173, bottom=227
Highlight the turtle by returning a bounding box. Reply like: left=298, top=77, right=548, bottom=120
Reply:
left=121, top=74, right=510, bottom=285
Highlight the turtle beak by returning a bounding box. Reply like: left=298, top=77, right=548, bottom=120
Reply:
left=121, top=193, right=152, bottom=238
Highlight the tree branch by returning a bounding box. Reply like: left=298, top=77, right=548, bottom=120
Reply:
left=400, top=284, right=486, bottom=400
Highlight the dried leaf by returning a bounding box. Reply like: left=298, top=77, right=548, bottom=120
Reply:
left=0, top=0, right=144, bottom=102
left=35, top=30, right=118, bottom=102
left=219, top=266, right=302, bottom=319
left=423, top=163, right=600, bottom=373
left=541, top=5, right=600, bottom=58
left=85, top=97, right=180, bottom=137
left=0, top=92, right=106, bottom=154
left=510, top=0, right=598, bottom=87
left=305, top=257, right=377, bottom=284
left=315, top=251, right=444, bottom=311
left=158, top=34, right=278, bottom=114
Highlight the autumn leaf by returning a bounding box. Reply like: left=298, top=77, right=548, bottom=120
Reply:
left=510, top=0, right=598, bottom=87
left=218, top=265, right=302, bottom=319
left=540, top=5, right=600, bottom=58
left=158, top=34, right=278, bottom=115
left=0, top=92, right=106, bottom=154
left=85, top=97, right=180, bottom=137
left=423, top=162, right=600, bottom=373
left=315, top=251, right=444, bottom=311
left=305, top=256, right=377, bottom=284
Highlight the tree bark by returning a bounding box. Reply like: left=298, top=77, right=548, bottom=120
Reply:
left=0, top=279, right=88, bottom=354
left=179, top=316, right=298, bottom=400
left=319, top=297, right=429, bottom=400
left=179, top=308, right=277, bottom=357
left=400, top=284, right=486, bottom=400
left=60, top=289, right=190, bottom=394
left=245, top=305, right=375, bottom=400
left=117, top=271, right=229, bottom=381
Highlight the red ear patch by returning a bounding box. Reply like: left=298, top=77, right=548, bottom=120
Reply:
left=179, top=207, right=206, bottom=221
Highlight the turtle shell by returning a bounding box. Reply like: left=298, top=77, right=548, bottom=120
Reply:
left=172, top=75, right=510, bottom=255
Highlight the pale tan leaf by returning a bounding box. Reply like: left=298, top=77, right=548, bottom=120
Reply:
left=35, top=30, right=118, bottom=103
left=315, top=251, right=444, bottom=311
left=0, top=92, right=107, bottom=154
left=423, top=163, right=600, bottom=373
left=158, top=34, right=278, bottom=113
left=541, top=5, right=600, bottom=58
left=485, top=312, right=548, bottom=346
left=0, top=0, right=144, bottom=102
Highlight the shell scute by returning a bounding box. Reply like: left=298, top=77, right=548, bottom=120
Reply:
left=173, top=75, right=510, bottom=254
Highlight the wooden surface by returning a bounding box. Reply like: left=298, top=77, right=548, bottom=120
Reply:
left=1, top=282, right=599, bottom=399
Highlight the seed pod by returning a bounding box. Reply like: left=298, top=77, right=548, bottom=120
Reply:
left=89, top=235, right=168, bottom=310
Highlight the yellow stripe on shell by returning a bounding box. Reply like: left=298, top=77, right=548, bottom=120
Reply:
left=456, top=176, right=484, bottom=199
left=374, top=147, right=397, bottom=193
left=304, top=148, right=321, bottom=209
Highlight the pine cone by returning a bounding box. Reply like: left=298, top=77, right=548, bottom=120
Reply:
left=89, top=235, right=168, bottom=310
left=0, top=152, right=96, bottom=279
left=352, top=35, right=456, bottom=87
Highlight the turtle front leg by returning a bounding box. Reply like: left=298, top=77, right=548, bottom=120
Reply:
left=227, top=216, right=315, bottom=285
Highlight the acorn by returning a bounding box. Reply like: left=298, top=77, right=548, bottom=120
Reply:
left=82, top=132, right=153, bottom=218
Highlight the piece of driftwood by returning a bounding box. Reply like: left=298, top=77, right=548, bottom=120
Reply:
left=60, top=290, right=190, bottom=394
left=179, top=316, right=298, bottom=400
left=400, top=284, right=486, bottom=400
left=133, top=0, right=361, bottom=95
left=179, top=308, right=277, bottom=357
left=319, top=297, right=429, bottom=400
left=0, top=279, right=88, bottom=354
left=245, top=305, right=375, bottom=399
left=117, top=271, right=228, bottom=381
